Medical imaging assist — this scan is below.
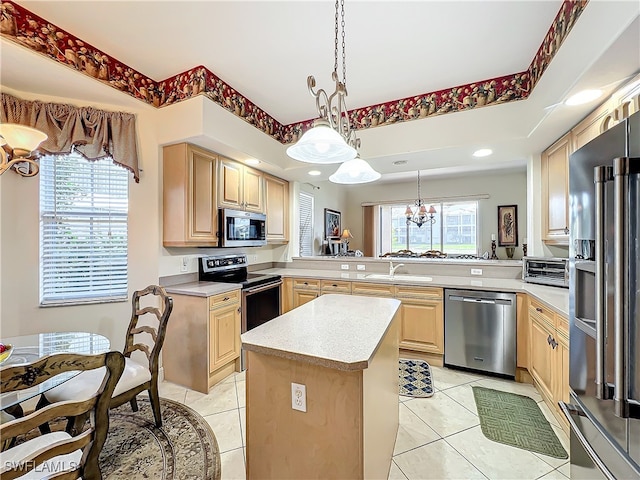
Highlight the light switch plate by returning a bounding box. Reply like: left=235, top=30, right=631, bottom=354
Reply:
left=341, top=264, right=349, bottom=270
left=471, top=268, right=483, bottom=276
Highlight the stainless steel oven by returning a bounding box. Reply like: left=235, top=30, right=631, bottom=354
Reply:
left=199, top=254, right=281, bottom=370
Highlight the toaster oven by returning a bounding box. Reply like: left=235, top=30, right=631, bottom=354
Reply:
left=522, top=257, right=569, bottom=288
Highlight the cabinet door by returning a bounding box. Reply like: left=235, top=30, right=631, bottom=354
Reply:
left=516, top=293, right=529, bottom=369
left=265, top=174, right=289, bottom=243
left=571, top=102, right=611, bottom=151
left=398, top=299, right=443, bottom=354
left=293, top=290, right=318, bottom=308
left=209, top=303, right=240, bottom=373
left=218, top=158, right=243, bottom=210
left=163, top=143, right=218, bottom=246
left=541, top=133, right=570, bottom=244
left=243, top=166, right=265, bottom=213
left=555, top=333, right=570, bottom=405
left=281, top=277, right=294, bottom=314
left=529, top=317, right=554, bottom=401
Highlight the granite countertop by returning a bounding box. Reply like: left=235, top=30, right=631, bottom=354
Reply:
left=164, top=281, right=241, bottom=298
left=255, top=268, right=569, bottom=317
left=241, top=294, right=401, bottom=371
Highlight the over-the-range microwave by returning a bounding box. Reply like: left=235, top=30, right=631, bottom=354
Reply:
left=218, top=208, right=267, bottom=248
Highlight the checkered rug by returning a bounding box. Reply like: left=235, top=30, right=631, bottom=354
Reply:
left=399, top=358, right=434, bottom=398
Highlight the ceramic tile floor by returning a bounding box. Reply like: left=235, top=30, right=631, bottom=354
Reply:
left=158, top=366, right=570, bottom=480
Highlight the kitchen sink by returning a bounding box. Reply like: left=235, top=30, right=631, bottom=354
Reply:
left=364, top=274, right=433, bottom=282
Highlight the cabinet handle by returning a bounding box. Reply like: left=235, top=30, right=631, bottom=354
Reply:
left=551, top=338, right=558, bottom=349
left=223, top=296, right=230, bottom=302
left=237, top=307, right=241, bottom=314
left=547, top=334, right=552, bottom=345
left=332, top=284, right=338, bottom=287
left=564, top=227, right=569, bottom=234
left=536, top=307, right=543, bottom=313
left=303, top=282, right=308, bottom=285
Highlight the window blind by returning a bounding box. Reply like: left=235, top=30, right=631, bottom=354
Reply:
left=298, top=192, right=314, bottom=257
left=39, top=153, right=129, bottom=305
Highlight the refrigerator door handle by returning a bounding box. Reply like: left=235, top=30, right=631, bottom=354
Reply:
left=613, top=157, right=640, bottom=419
left=594, top=166, right=613, bottom=400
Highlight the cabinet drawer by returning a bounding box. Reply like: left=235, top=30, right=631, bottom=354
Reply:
left=320, top=280, right=351, bottom=294
left=209, top=289, right=240, bottom=310
left=351, top=282, right=394, bottom=297
left=293, top=278, right=321, bottom=291
left=529, top=299, right=555, bottom=329
left=394, top=285, right=442, bottom=300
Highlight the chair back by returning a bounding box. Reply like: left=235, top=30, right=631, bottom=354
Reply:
left=0, top=351, right=124, bottom=480
left=123, top=285, right=173, bottom=380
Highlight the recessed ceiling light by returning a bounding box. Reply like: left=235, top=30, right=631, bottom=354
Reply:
left=473, top=149, right=493, bottom=158
left=565, top=89, right=602, bottom=106
left=308, top=170, right=321, bottom=176
left=393, top=160, right=407, bottom=165
left=245, top=158, right=260, bottom=165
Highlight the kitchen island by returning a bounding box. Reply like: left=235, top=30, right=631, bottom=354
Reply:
left=241, top=294, right=401, bottom=480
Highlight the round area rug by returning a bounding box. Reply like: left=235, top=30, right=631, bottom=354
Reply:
left=100, top=397, right=221, bottom=480
left=399, top=358, right=435, bottom=398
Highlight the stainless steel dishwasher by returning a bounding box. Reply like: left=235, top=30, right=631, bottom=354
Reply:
left=444, top=289, right=517, bottom=377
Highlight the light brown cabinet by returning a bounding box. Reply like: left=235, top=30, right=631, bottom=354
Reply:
left=264, top=174, right=290, bottom=244
left=163, top=143, right=219, bottom=247
left=281, top=277, right=294, bottom=314
left=528, top=298, right=570, bottom=432
left=541, top=133, right=571, bottom=245
left=571, top=102, right=611, bottom=151
left=516, top=293, right=529, bottom=369
left=163, top=288, right=241, bottom=393
left=395, top=286, right=443, bottom=355
left=292, top=278, right=320, bottom=309
left=320, top=280, right=352, bottom=295
left=218, top=157, right=264, bottom=213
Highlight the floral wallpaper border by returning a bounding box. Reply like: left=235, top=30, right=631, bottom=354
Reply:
left=0, top=0, right=587, bottom=144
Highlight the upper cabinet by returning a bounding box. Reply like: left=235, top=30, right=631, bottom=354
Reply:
left=163, top=143, right=219, bottom=247
left=540, top=79, right=640, bottom=246
left=541, top=133, right=571, bottom=244
left=162, top=143, right=290, bottom=247
left=264, top=173, right=290, bottom=244
left=218, top=157, right=265, bottom=213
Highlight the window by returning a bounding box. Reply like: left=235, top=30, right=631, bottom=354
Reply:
left=40, top=153, right=129, bottom=305
left=298, top=192, right=314, bottom=257
left=379, top=200, right=478, bottom=256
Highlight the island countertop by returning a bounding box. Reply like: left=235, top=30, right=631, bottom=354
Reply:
left=241, top=294, right=401, bottom=371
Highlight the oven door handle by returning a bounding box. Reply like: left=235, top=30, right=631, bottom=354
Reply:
left=244, top=279, right=283, bottom=295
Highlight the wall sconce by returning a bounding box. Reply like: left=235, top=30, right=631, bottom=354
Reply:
left=0, top=124, right=48, bottom=177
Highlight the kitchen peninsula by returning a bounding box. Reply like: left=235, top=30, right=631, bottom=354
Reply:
left=241, top=294, right=401, bottom=480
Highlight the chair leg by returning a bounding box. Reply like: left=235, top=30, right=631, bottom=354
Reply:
left=149, top=384, right=162, bottom=428
left=65, top=412, right=89, bottom=436
left=35, top=395, right=52, bottom=434
left=129, top=396, right=139, bottom=412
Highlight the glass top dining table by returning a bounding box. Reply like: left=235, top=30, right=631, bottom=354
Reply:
left=0, top=331, right=110, bottom=411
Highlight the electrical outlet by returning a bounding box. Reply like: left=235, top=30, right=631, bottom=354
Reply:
left=341, top=264, right=349, bottom=270
left=357, top=264, right=366, bottom=271
left=341, top=272, right=350, bottom=279
left=471, top=268, right=483, bottom=276
left=181, top=257, right=189, bottom=272
left=291, top=383, right=306, bottom=412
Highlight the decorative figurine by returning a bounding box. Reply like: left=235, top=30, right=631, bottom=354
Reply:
left=523, top=243, right=528, bottom=257
left=491, top=239, right=498, bottom=260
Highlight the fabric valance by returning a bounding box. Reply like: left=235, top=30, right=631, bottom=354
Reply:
left=1, top=93, right=139, bottom=182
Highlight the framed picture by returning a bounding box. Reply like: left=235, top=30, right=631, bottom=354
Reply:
left=498, top=205, right=518, bottom=246
left=324, top=208, right=341, bottom=239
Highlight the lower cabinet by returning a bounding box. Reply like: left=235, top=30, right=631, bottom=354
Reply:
left=163, top=289, right=241, bottom=393
left=529, top=298, right=570, bottom=432
left=395, top=286, right=444, bottom=355
left=292, top=278, right=320, bottom=309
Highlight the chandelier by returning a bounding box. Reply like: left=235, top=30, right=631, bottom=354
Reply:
left=286, top=0, right=380, bottom=184
left=405, top=170, right=436, bottom=227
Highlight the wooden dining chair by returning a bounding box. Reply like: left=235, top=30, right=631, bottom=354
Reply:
left=0, top=351, right=124, bottom=480
left=41, top=285, right=173, bottom=429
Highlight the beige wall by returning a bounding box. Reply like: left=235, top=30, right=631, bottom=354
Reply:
left=342, top=170, right=528, bottom=259
left=0, top=88, right=293, bottom=344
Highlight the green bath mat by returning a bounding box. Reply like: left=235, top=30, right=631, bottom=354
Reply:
left=472, top=386, right=568, bottom=459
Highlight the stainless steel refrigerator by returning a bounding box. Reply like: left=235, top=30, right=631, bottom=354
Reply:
left=565, top=110, right=640, bottom=478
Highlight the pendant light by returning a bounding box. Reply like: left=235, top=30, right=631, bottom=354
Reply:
left=286, top=0, right=380, bottom=183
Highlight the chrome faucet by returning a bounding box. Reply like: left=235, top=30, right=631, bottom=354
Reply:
left=389, top=261, right=405, bottom=276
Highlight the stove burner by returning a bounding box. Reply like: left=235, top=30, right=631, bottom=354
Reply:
left=199, top=254, right=281, bottom=289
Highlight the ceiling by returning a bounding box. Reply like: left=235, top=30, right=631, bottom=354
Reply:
left=1, top=1, right=639, bottom=184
